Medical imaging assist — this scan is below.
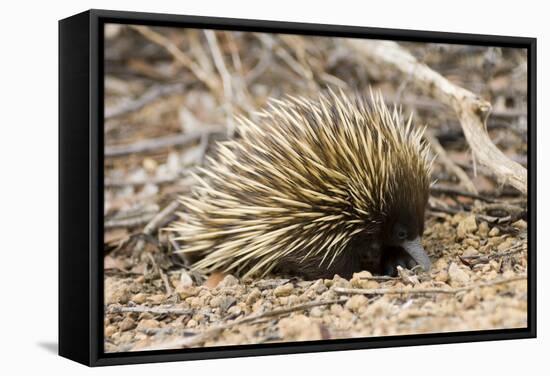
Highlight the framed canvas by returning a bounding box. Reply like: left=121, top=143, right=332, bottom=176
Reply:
left=59, top=9, right=536, bottom=366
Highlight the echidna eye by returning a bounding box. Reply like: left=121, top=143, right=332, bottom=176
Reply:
left=397, top=230, right=407, bottom=240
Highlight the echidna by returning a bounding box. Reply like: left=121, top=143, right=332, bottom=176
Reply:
left=171, top=90, right=433, bottom=279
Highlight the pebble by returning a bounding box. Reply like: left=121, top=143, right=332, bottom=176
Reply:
left=344, top=295, right=368, bottom=313
left=245, top=288, right=262, bottom=305
left=463, top=238, right=480, bottom=249
left=179, top=271, right=194, bottom=289
left=309, top=279, right=328, bottom=294
left=105, top=325, right=117, bottom=337
left=497, top=238, right=515, bottom=252
left=462, top=291, right=478, bottom=309
left=104, top=281, right=130, bottom=304
left=274, top=283, right=294, bottom=297
left=177, top=286, right=199, bottom=299
left=448, top=262, right=470, bottom=285
left=478, top=221, right=489, bottom=237
left=137, top=319, right=160, bottom=330
left=148, top=294, right=166, bottom=304
left=227, top=304, right=242, bottom=315
left=462, top=247, right=479, bottom=257
left=218, top=274, right=239, bottom=288
left=352, top=270, right=373, bottom=279
left=131, top=293, right=147, bottom=304
left=456, top=215, right=477, bottom=239
left=512, top=219, right=527, bottom=230
left=119, top=317, right=136, bottom=332
left=488, top=227, right=500, bottom=237
left=331, top=275, right=350, bottom=288
left=309, top=307, right=324, bottom=318
left=434, top=270, right=449, bottom=283
left=364, top=280, right=379, bottom=289
left=219, top=296, right=237, bottom=312
left=278, top=315, right=322, bottom=341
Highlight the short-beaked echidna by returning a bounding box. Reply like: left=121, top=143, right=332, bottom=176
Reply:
left=172, top=90, right=433, bottom=279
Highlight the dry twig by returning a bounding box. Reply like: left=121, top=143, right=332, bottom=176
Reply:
left=346, top=39, right=527, bottom=194
left=334, top=274, right=526, bottom=296
left=425, top=131, right=478, bottom=193
left=105, top=83, right=186, bottom=119
left=141, top=298, right=347, bottom=350
left=105, top=127, right=224, bottom=157
left=130, top=25, right=220, bottom=94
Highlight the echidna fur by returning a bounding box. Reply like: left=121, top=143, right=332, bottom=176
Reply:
left=170, top=89, right=433, bottom=279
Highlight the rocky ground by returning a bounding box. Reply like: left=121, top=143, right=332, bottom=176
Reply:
left=102, top=27, right=529, bottom=353
left=104, top=213, right=527, bottom=352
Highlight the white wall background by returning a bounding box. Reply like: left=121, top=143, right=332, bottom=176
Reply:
left=0, top=0, right=546, bottom=374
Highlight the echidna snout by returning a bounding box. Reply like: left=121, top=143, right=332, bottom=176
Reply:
left=171, top=90, right=433, bottom=279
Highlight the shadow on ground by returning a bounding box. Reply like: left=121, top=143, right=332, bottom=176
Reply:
left=37, top=342, right=58, bottom=354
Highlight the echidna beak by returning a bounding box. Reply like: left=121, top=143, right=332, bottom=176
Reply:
left=401, top=236, right=431, bottom=272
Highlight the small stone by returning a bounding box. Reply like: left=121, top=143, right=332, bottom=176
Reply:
left=105, top=325, right=117, bottom=337
left=462, top=247, right=479, bottom=257
left=204, top=272, right=226, bottom=288
left=310, top=279, right=328, bottom=294
left=245, top=288, right=261, bottom=305
left=119, top=317, right=136, bottom=332
left=463, top=238, right=480, bottom=249
left=209, top=296, right=222, bottom=308
left=131, top=293, right=147, bottom=304
left=218, top=274, right=239, bottom=288
left=457, top=215, right=477, bottom=239
left=434, top=270, right=449, bottom=283
left=148, top=294, right=166, bottom=304
left=219, top=296, right=237, bottom=312
left=287, top=294, right=299, bottom=306
left=512, top=219, right=527, bottom=230
left=189, top=296, right=204, bottom=308
left=353, top=270, right=373, bottom=279
left=478, top=221, right=489, bottom=237
left=274, top=283, right=294, bottom=297
left=309, top=307, right=323, bottom=318
left=179, top=271, right=194, bottom=289
left=142, top=158, right=158, bottom=172
left=434, top=258, right=448, bottom=270
left=137, top=319, right=160, bottom=330
left=364, top=280, right=379, bottom=289
left=330, top=304, right=344, bottom=316
left=278, top=315, right=322, bottom=341
left=177, top=286, right=199, bottom=299
left=227, top=305, right=242, bottom=316
left=186, top=319, right=197, bottom=328
left=448, top=262, right=470, bottom=286
left=104, top=282, right=130, bottom=304
left=331, top=275, right=350, bottom=288
left=344, top=295, right=368, bottom=313
left=488, top=227, right=500, bottom=237
left=497, top=237, right=515, bottom=252
left=462, top=291, right=478, bottom=309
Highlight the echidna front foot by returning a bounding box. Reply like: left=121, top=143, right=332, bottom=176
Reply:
left=380, top=246, right=419, bottom=276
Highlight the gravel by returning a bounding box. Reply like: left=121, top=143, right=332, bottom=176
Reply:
left=104, top=213, right=527, bottom=352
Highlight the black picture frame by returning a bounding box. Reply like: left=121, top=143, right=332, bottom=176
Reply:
left=59, top=9, right=537, bottom=367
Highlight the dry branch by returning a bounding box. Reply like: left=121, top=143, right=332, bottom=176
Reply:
left=140, top=298, right=347, bottom=350
left=334, top=274, right=526, bottom=296
left=105, top=127, right=224, bottom=157
left=425, top=131, right=478, bottom=193
left=134, top=200, right=181, bottom=253
left=106, top=305, right=193, bottom=316
left=105, top=83, right=186, bottom=119
left=130, top=25, right=220, bottom=95
left=346, top=40, right=527, bottom=194
left=430, top=184, right=497, bottom=203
